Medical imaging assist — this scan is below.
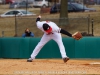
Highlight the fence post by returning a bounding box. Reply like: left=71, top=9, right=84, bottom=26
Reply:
left=14, top=14, right=17, bottom=37
left=88, top=14, right=90, bottom=34
left=2, top=31, right=4, bottom=37
left=91, top=19, right=94, bottom=36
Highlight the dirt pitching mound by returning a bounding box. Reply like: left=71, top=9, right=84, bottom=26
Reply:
left=0, top=59, right=100, bottom=74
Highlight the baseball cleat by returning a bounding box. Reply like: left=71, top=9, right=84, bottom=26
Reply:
left=27, top=58, right=33, bottom=62
left=63, top=57, right=69, bottom=63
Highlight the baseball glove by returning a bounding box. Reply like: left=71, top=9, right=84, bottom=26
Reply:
left=72, top=31, right=82, bottom=40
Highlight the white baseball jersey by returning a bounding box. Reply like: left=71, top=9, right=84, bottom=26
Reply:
left=36, top=21, right=61, bottom=34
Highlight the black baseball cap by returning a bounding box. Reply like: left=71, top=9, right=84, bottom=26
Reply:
left=43, top=23, right=52, bottom=33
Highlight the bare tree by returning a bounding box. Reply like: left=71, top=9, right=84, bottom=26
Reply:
left=59, top=0, right=68, bottom=25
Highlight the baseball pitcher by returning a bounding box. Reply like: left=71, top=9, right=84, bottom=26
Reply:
left=27, top=15, right=82, bottom=63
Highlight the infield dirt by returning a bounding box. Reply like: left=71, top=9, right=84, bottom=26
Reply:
left=0, top=59, right=100, bottom=74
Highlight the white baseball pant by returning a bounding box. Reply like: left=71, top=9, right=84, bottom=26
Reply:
left=31, top=32, right=68, bottom=59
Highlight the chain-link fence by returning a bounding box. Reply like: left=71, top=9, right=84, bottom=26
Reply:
left=0, top=17, right=15, bottom=37
left=0, top=16, right=94, bottom=37
left=16, top=16, right=91, bottom=37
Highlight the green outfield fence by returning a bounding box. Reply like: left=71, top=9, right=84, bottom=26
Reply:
left=0, top=37, right=100, bottom=59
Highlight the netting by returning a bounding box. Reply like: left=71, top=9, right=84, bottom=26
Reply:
left=16, top=17, right=89, bottom=37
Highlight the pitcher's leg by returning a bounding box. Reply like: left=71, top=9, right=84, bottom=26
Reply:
left=31, top=41, right=46, bottom=59
left=56, top=40, right=69, bottom=63
left=53, top=33, right=67, bottom=58
left=55, top=39, right=68, bottom=58
left=53, top=33, right=69, bottom=63
left=27, top=34, right=51, bottom=62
